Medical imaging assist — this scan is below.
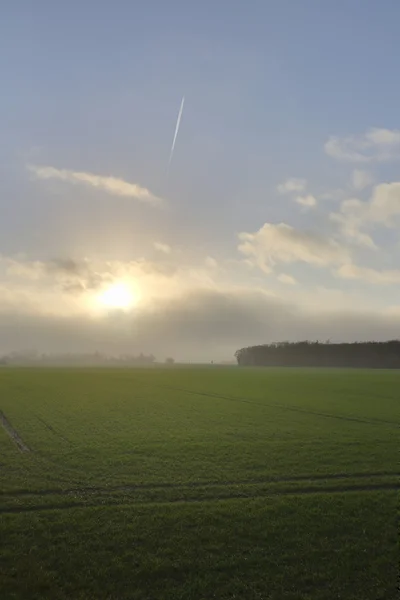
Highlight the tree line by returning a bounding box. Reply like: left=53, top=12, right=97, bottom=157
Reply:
left=234, top=340, right=400, bottom=368
left=0, top=352, right=175, bottom=367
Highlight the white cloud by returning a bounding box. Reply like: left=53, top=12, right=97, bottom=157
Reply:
left=154, top=242, right=172, bottom=254
left=324, top=128, right=400, bottom=163
left=295, top=194, right=317, bottom=208
left=330, top=211, right=377, bottom=249
left=277, top=273, right=297, bottom=285
left=277, top=178, right=307, bottom=194
left=28, top=165, right=164, bottom=206
left=238, top=222, right=349, bottom=273
left=365, top=182, right=400, bottom=225
left=331, top=182, right=400, bottom=248
left=366, top=128, right=400, bottom=145
left=352, top=169, right=374, bottom=191
left=337, top=263, right=400, bottom=285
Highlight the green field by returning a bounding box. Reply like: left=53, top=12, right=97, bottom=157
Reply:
left=1, top=367, right=399, bottom=599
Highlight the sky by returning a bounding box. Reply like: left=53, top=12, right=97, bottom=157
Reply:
left=2, top=0, right=400, bottom=361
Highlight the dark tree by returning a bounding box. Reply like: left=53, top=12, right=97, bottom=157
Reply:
left=235, top=339, right=400, bottom=369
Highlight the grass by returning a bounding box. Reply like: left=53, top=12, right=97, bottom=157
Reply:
left=0, top=366, right=399, bottom=599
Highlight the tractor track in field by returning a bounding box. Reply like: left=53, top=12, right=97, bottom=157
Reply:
left=35, top=415, right=72, bottom=445
left=1, top=470, right=398, bottom=498
left=0, top=480, right=399, bottom=515
left=0, top=410, right=30, bottom=452
left=157, top=385, right=400, bottom=428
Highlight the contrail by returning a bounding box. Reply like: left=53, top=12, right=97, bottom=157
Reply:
left=168, top=96, right=185, bottom=173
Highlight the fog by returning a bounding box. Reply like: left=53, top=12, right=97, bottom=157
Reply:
left=1, top=286, right=399, bottom=363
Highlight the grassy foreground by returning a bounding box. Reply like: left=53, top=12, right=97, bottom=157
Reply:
left=0, top=367, right=399, bottom=599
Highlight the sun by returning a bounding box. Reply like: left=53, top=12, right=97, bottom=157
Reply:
left=97, top=282, right=137, bottom=310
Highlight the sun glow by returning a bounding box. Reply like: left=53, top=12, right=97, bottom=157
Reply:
left=97, top=282, right=138, bottom=310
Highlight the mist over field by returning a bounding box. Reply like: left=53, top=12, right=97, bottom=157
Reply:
left=2, top=256, right=400, bottom=361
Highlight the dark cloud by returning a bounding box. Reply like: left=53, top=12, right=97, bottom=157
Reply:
left=49, top=258, right=82, bottom=274
left=45, top=258, right=115, bottom=292
left=60, top=282, right=87, bottom=294
left=44, top=257, right=177, bottom=293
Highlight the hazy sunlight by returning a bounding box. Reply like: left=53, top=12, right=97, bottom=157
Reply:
left=97, top=283, right=138, bottom=310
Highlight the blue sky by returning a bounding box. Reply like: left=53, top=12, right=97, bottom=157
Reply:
left=2, top=1, right=400, bottom=359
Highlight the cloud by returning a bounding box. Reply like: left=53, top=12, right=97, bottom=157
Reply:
left=154, top=242, right=172, bottom=254
left=295, top=194, right=317, bottom=208
left=6, top=259, right=47, bottom=280
left=324, top=128, right=400, bottom=163
left=28, top=165, right=164, bottom=206
left=319, top=189, right=346, bottom=202
left=331, top=182, right=400, bottom=248
left=205, top=256, right=218, bottom=269
left=352, top=169, right=374, bottom=191
left=277, top=178, right=307, bottom=194
left=277, top=273, right=297, bottom=285
left=364, top=182, right=400, bottom=226
left=366, top=128, right=400, bottom=145
left=0, top=254, right=229, bottom=319
left=5, top=256, right=115, bottom=294
left=238, top=222, right=349, bottom=273
left=276, top=180, right=316, bottom=208
left=337, top=263, right=400, bottom=285
left=330, top=208, right=377, bottom=249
